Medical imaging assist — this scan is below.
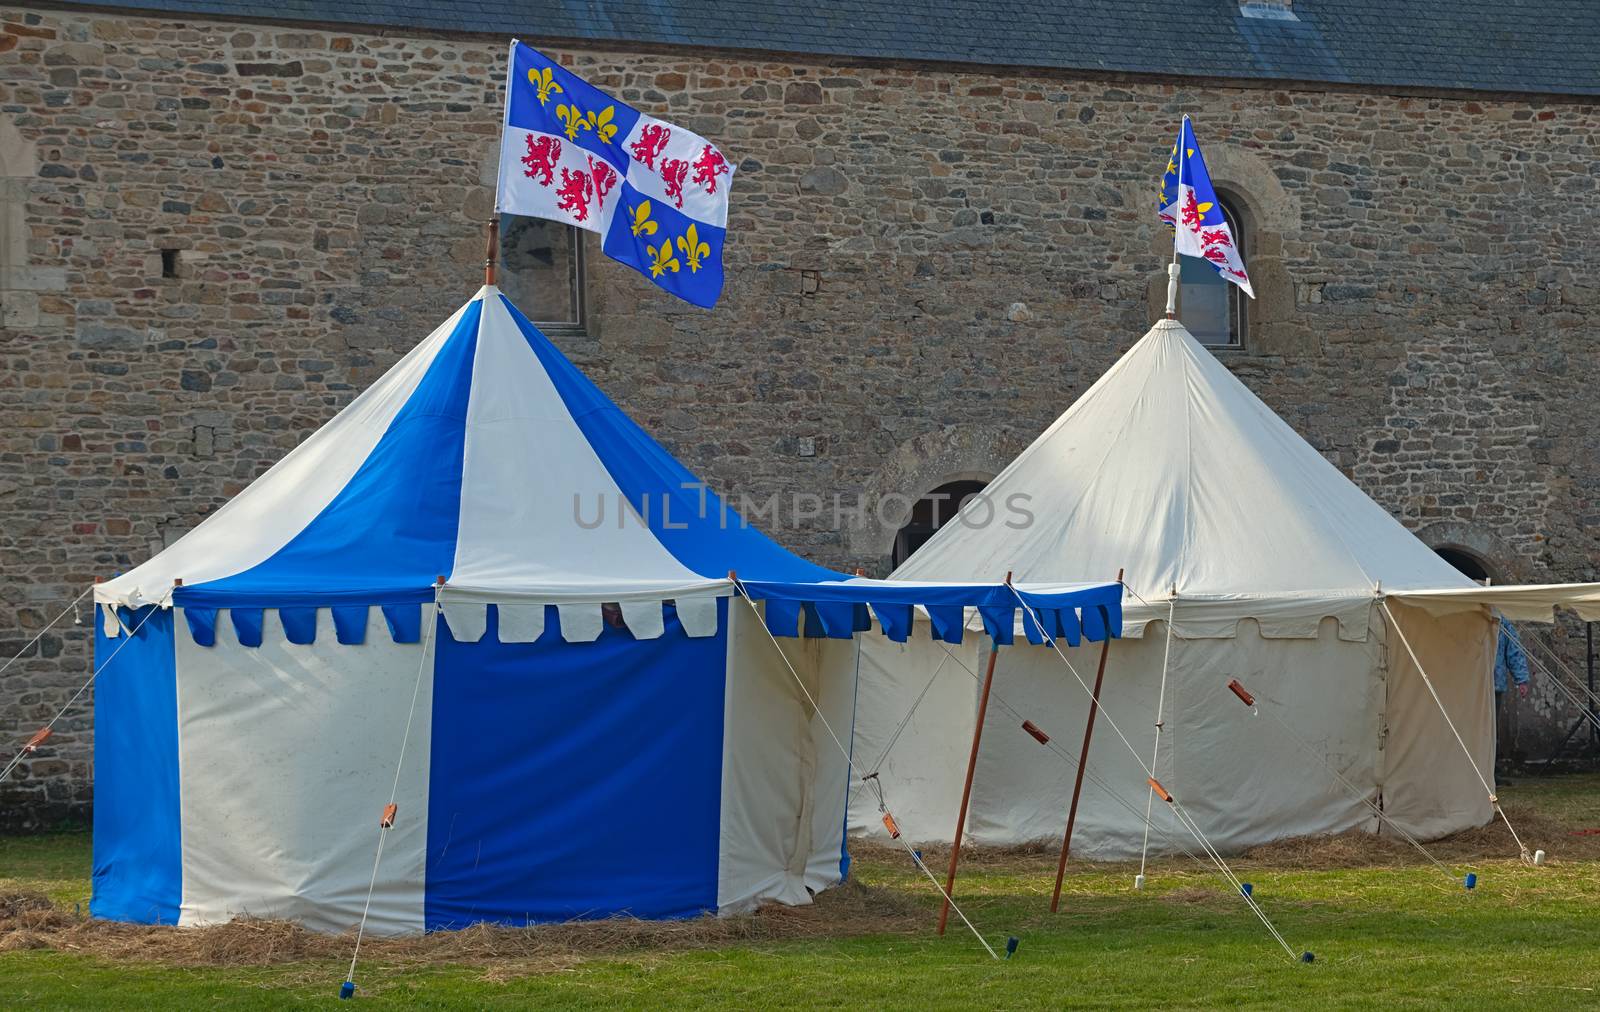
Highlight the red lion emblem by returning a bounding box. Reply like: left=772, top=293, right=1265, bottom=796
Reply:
left=1179, top=191, right=1205, bottom=232
left=1202, top=247, right=1232, bottom=266
left=556, top=167, right=593, bottom=222
left=521, top=134, right=561, bottom=187
left=691, top=144, right=730, bottom=195
left=1200, top=228, right=1232, bottom=248
left=589, top=157, right=618, bottom=212
left=660, top=157, right=689, bottom=209
left=630, top=124, right=670, bottom=170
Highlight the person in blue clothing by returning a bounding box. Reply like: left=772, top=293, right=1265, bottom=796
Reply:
left=1496, top=616, right=1531, bottom=701
left=1494, top=615, right=1531, bottom=769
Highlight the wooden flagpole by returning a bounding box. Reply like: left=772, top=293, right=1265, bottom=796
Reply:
left=484, top=219, right=500, bottom=286
left=1049, top=567, right=1123, bottom=913
left=938, top=570, right=1010, bottom=936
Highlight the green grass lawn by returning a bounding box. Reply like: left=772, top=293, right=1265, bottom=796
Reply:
left=5, top=776, right=1600, bottom=1008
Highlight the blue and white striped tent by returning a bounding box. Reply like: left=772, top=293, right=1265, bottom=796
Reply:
left=92, top=286, right=1122, bottom=934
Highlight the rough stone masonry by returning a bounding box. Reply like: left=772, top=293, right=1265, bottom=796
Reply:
left=0, top=5, right=1596, bottom=828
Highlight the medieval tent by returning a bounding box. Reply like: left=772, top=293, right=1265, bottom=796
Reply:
left=89, top=285, right=1122, bottom=934
left=851, top=318, right=1600, bottom=858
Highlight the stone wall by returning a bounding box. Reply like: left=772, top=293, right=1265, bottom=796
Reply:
left=1, top=5, right=1596, bottom=826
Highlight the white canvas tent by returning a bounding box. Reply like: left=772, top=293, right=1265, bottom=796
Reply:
left=850, top=318, right=1600, bottom=857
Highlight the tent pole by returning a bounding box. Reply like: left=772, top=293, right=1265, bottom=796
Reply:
left=1050, top=566, right=1122, bottom=913
left=938, top=571, right=1010, bottom=936
left=484, top=219, right=499, bottom=286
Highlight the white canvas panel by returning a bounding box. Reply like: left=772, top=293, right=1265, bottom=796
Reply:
left=99, top=302, right=468, bottom=609
left=447, top=294, right=704, bottom=595
left=618, top=599, right=665, bottom=640
left=847, top=628, right=981, bottom=845
left=803, top=637, right=863, bottom=893
left=677, top=596, right=721, bottom=638
left=555, top=603, right=602, bottom=643
left=174, top=608, right=432, bottom=934
left=716, top=603, right=814, bottom=913
left=857, top=620, right=1383, bottom=856
left=439, top=600, right=487, bottom=642
left=1378, top=602, right=1496, bottom=841
left=1394, top=584, right=1600, bottom=624
left=495, top=603, right=545, bottom=642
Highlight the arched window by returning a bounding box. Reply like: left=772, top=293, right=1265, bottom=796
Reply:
left=1433, top=547, right=1498, bottom=585
left=891, top=479, right=988, bottom=569
left=1179, top=194, right=1247, bottom=348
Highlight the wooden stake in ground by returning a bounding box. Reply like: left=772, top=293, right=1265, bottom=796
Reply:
left=938, top=571, right=1010, bottom=936
left=1049, top=569, right=1121, bottom=912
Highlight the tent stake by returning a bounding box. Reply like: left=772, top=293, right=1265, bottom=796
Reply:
left=938, top=570, right=1010, bottom=936
left=1050, top=626, right=1114, bottom=912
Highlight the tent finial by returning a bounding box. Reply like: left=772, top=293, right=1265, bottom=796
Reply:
left=484, top=219, right=499, bottom=287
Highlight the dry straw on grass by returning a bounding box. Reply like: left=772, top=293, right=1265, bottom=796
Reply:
left=0, top=878, right=923, bottom=975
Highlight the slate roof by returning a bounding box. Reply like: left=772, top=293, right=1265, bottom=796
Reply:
left=55, top=1, right=1600, bottom=97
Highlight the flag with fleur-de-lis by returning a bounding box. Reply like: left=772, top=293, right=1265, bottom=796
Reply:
left=497, top=40, right=733, bottom=309
left=1157, top=116, right=1253, bottom=298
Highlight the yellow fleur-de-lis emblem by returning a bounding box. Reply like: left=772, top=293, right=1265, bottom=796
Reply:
left=556, top=103, right=589, bottom=141
left=528, top=66, right=563, bottom=106
left=676, top=223, right=711, bottom=274
left=629, top=200, right=658, bottom=238
left=586, top=105, right=618, bottom=144
left=647, top=240, right=680, bottom=278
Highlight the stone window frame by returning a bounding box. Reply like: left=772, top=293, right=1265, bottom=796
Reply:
left=0, top=115, right=39, bottom=327
left=499, top=214, right=590, bottom=337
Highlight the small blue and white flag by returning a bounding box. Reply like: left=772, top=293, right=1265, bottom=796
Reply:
left=497, top=41, right=733, bottom=309
left=1158, top=116, right=1253, bottom=298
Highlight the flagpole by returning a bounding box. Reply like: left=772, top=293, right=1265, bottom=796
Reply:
left=1165, top=116, right=1186, bottom=320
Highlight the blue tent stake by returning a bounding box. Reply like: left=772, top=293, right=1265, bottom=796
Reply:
left=1005, top=936, right=1020, bottom=960
left=1240, top=881, right=1253, bottom=898
left=1300, top=951, right=1315, bottom=964
left=1464, top=872, right=1477, bottom=890
left=340, top=980, right=356, bottom=1000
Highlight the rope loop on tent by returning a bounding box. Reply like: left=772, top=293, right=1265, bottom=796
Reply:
left=1379, top=601, right=1532, bottom=864
left=0, top=585, right=163, bottom=787
left=727, top=576, right=1000, bottom=960
left=344, top=585, right=444, bottom=999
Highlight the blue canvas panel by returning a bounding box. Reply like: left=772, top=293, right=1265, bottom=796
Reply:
left=230, top=608, right=264, bottom=648
left=425, top=601, right=727, bottom=929
left=737, top=579, right=1124, bottom=643
left=175, top=301, right=482, bottom=609
left=332, top=606, right=369, bottom=645
left=382, top=603, right=423, bottom=644
left=91, top=607, right=182, bottom=925
left=183, top=607, right=217, bottom=647
left=278, top=608, right=318, bottom=644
